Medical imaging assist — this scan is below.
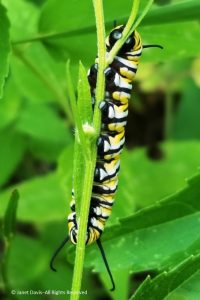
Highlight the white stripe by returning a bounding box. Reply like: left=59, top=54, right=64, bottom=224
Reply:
left=126, top=48, right=142, bottom=56
left=104, top=140, right=111, bottom=152
left=91, top=217, right=104, bottom=230
left=100, top=168, right=108, bottom=181
left=108, top=105, right=115, bottom=118
left=93, top=179, right=118, bottom=193
left=114, top=109, right=128, bottom=119
left=110, top=136, right=125, bottom=151
left=68, top=212, right=76, bottom=221
left=116, top=91, right=131, bottom=99
left=115, top=56, right=138, bottom=70
left=114, top=73, right=132, bottom=89
left=105, top=160, right=120, bottom=177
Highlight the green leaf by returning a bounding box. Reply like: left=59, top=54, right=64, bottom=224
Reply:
left=15, top=103, right=70, bottom=143
left=0, top=172, right=70, bottom=223
left=38, top=0, right=133, bottom=63
left=111, top=141, right=200, bottom=223
left=58, top=144, right=84, bottom=218
left=128, top=141, right=200, bottom=206
left=0, top=128, right=26, bottom=187
left=0, top=79, right=21, bottom=130
left=38, top=0, right=200, bottom=64
left=38, top=262, right=73, bottom=294
left=130, top=254, right=200, bottom=300
left=3, top=0, right=39, bottom=41
left=66, top=60, right=76, bottom=123
left=3, top=189, right=19, bottom=239
left=141, top=0, right=200, bottom=26
left=1, top=190, right=19, bottom=294
left=82, top=172, right=200, bottom=273
left=166, top=271, right=200, bottom=300
left=77, top=61, right=93, bottom=125
left=139, top=20, right=200, bottom=63
left=84, top=214, right=200, bottom=274
left=11, top=43, right=71, bottom=119
left=28, top=138, right=71, bottom=162
left=8, top=234, right=49, bottom=287
left=100, top=269, right=130, bottom=300
left=38, top=0, right=96, bottom=62
left=104, top=172, right=200, bottom=242
left=0, top=3, right=10, bottom=98
left=57, top=145, right=74, bottom=196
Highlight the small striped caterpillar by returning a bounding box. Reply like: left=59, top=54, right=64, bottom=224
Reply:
left=50, top=25, right=162, bottom=291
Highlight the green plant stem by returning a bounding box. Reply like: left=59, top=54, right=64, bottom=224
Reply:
left=12, top=26, right=96, bottom=45
left=106, top=0, right=154, bottom=67
left=106, top=0, right=140, bottom=66
left=1, top=240, right=10, bottom=293
left=70, top=1, right=106, bottom=299
left=12, top=47, right=73, bottom=125
left=1, top=253, right=17, bottom=300
left=130, top=0, right=154, bottom=32
left=70, top=160, right=94, bottom=300
left=1, top=239, right=17, bottom=298
left=92, top=0, right=106, bottom=134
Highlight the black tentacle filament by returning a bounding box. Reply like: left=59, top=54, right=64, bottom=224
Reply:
left=97, top=239, right=115, bottom=291
left=143, top=44, right=164, bottom=49
left=50, top=236, right=70, bottom=272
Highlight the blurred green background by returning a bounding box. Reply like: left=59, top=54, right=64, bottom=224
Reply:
left=0, top=0, right=200, bottom=299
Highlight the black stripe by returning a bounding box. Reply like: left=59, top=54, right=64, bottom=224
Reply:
left=88, top=224, right=103, bottom=234
left=103, top=144, right=124, bottom=155
left=109, top=99, right=128, bottom=107
left=89, top=209, right=110, bottom=220
left=98, top=143, right=124, bottom=158
left=70, top=203, right=75, bottom=212
left=102, top=116, right=127, bottom=125
left=90, top=196, right=114, bottom=207
left=109, top=116, right=127, bottom=123
left=111, top=59, right=137, bottom=75
left=96, top=157, right=117, bottom=164
left=72, top=230, right=77, bottom=243
left=94, top=164, right=120, bottom=183
left=120, top=51, right=142, bottom=58
left=113, top=86, right=132, bottom=94
left=100, top=129, right=124, bottom=137
left=92, top=184, right=117, bottom=194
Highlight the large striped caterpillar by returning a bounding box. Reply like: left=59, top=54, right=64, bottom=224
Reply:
left=67, top=26, right=142, bottom=247
left=50, top=25, right=162, bottom=291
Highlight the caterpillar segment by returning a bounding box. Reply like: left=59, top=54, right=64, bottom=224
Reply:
left=68, top=25, right=142, bottom=245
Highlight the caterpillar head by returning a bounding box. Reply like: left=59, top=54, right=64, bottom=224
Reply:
left=106, top=25, right=142, bottom=53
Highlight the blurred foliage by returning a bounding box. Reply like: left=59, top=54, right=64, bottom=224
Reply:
left=0, top=190, right=19, bottom=295
left=0, top=0, right=200, bottom=299
left=0, top=3, right=10, bottom=98
left=130, top=254, right=200, bottom=300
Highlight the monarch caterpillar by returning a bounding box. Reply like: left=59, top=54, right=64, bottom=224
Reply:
left=50, top=25, right=162, bottom=291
